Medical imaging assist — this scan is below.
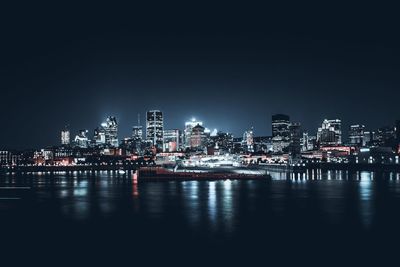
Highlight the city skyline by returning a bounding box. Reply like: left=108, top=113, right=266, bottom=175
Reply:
left=1, top=110, right=399, bottom=150
left=2, top=3, right=400, bottom=266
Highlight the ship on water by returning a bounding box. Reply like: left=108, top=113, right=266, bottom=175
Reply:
left=154, top=153, right=267, bottom=177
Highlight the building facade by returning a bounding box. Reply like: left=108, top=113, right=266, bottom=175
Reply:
left=317, top=119, right=342, bottom=146
left=61, top=127, right=70, bottom=145
left=348, top=124, right=365, bottom=146
left=163, top=129, right=180, bottom=152
left=272, top=114, right=290, bottom=153
left=103, top=116, right=118, bottom=147
left=242, top=128, right=254, bottom=153
left=146, top=110, right=164, bottom=148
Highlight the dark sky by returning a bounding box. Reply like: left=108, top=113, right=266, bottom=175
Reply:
left=1, top=2, right=399, bottom=149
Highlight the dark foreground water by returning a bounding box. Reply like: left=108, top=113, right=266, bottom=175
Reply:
left=1, top=170, right=400, bottom=266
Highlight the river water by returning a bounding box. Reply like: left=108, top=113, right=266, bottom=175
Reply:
left=1, top=170, right=400, bottom=266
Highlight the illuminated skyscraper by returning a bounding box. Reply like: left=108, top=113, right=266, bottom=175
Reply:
left=102, top=116, right=118, bottom=147
left=146, top=110, right=164, bottom=148
left=272, top=114, right=290, bottom=138
left=74, top=130, right=89, bottom=148
left=132, top=126, right=143, bottom=140
left=242, top=128, right=254, bottom=153
left=348, top=124, right=365, bottom=146
left=94, top=127, right=106, bottom=145
left=163, top=129, right=180, bottom=152
left=272, top=114, right=290, bottom=153
left=61, top=126, right=70, bottom=145
left=190, top=124, right=206, bottom=149
left=317, top=119, right=342, bottom=146
left=184, top=118, right=203, bottom=148
left=132, top=113, right=143, bottom=140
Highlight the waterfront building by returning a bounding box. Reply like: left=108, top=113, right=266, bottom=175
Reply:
left=317, top=119, right=342, bottom=146
left=348, top=124, right=365, bottom=146
left=61, top=126, right=70, bottom=145
left=272, top=136, right=290, bottom=153
left=253, top=136, right=273, bottom=153
left=375, top=126, right=396, bottom=148
left=0, top=150, right=22, bottom=166
left=363, top=131, right=377, bottom=147
left=163, top=129, right=180, bottom=152
left=146, top=110, right=164, bottom=148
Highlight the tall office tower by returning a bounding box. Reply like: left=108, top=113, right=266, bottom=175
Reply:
left=271, top=114, right=290, bottom=153
left=146, top=110, right=164, bottom=148
left=74, top=129, right=89, bottom=148
left=301, top=132, right=309, bottom=152
left=94, top=127, right=106, bottom=145
left=288, top=122, right=302, bottom=163
left=242, top=128, right=254, bottom=153
left=189, top=124, right=206, bottom=149
left=132, top=113, right=143, bottom=140
left=132, top=126, right=143, bottom=140
left=272, top=114, right=290, bottom=138
left=317, top=119, right=342, bottom=147
left=163, top=129, right=180, bottom=152
left=376, top=126, right=396, bottom=147
left=101, top=116, right=119, bottom=147
left=348, top=124, right=365, bottom=146
left=184, top=118, right=203, bottom=148
left=61, top=126, right=70, bottom=145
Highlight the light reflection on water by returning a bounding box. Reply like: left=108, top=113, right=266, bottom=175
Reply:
left=1, top=170, right=400, bottom=232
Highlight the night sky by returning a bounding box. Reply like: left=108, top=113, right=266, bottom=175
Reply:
left=1, top=2, right=399, bottom=149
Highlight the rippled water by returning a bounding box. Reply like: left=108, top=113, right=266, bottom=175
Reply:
left=1, top=170, right=400, bottom=266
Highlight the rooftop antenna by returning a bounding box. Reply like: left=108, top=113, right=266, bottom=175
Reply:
left=137, top=113, right=141, bottom=126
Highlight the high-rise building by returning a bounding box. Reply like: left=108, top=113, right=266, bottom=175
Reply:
left=301, top=132, right=317, bottom=152
left=272, top=114, right=290, bottom=153
left=102, top=116, right=119, bottom=147
left=146, top=110, right=164, bottom=148
left=61, top=126, right=70, bottom=145
left=163, top=129, right=180, bottom=152
left=376, top=126, right=395, bottom=147
left=184, top=118, right=203, bottom=148
left=189, top=124, right=206, bottom=149
left=132, top=113, right=143, bottom=141
left=74, top=130, right=89, bottom=148
left=272, top=114, right=290, bottom=138
left=94, top=127, right=106, bottom=145
left=132, top=126, right=143, bottom=140
left=363, top=131, right=377, bottom=147
left=348, top=124, right=365, bottom=146
left=242, top=128, right=254, bottom=153
left=317, top=119, right=342, bottom=146
left=288, top=122, right=302, bottom=163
